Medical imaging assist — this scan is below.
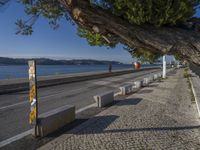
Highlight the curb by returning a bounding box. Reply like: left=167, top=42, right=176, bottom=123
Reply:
left=188, top=70, right=200, bottom=117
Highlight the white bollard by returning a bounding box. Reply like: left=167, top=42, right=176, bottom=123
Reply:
left=163, top=55, right=166, bottom=79
left=158, top=73, right=162, bottom=78
left=153, top=74, right=158, bottom=80
left=142, top=78, right=150, bottom=86
left=119, top=85, right=133, bottom=96
left=94, top=91, right=114, bottom=107
left=149, top=76, right=154, bottom=83
left=36, top=105, right=75, bottom=137
left=134, top=81, right=142, bottom=89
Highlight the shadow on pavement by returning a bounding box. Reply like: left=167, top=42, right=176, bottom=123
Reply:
left=1, top=107, right=106, bottom=150
left=137, top=89, right=154, bottom=94
left=100, top=125, right=200, bottom=134
left=73, top=123, right=200, bottom=135
left=115, top=98, right=142, bottom=106
left=148, top=84, right=159, bottom=87
left=70, top=115, right=119, bottom=135
left=167, top=69, right=177, bottom=76
left=2, top=99, right=141, bottom=149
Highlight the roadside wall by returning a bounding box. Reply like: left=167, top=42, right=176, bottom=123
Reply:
left=0, top=67, right=160, bottom=94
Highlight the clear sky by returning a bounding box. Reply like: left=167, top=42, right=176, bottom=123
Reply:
left=0, top=2, right=199, bottom=64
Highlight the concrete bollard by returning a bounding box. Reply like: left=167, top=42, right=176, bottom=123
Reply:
left=142, top=78, right=150, bottom=86
left=119, top=84, right=133, bottom=96
left=35, top=105, right=75, bottom=137
left=134, top=81, right=142, bottom=89
left=153, top=74, right=158, bottom=80
left=157, top=73, right=162, bottom=78
left=94, top=91, right=114, bottom=107
left=148, top=76, right=154, bottom=83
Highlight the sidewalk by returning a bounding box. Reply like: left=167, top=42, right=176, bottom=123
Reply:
left=38, top=69, right=200, bottom=150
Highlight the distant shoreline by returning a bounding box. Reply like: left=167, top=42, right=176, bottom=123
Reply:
left=0, top=64, right=129, bottom=66
left=0, top=57, right=125, bottom=65
left=0, top=64, right=137, bottom=80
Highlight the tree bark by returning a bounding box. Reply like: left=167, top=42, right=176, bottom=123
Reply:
left=61, top=0, right=200, bottom=65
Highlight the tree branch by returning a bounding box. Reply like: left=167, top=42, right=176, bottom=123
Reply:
left=59, top=0, right=200, bottom=65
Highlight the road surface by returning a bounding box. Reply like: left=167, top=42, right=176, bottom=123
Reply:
left=0, top=68, right=160, bottom=141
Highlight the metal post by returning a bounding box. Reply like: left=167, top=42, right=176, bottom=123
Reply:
left=163, top=55, right=166, bottom=79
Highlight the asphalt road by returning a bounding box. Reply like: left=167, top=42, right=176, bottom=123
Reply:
left=189, top=63, right=200, bottom=77
left=0, top=68, right=161, bottom=141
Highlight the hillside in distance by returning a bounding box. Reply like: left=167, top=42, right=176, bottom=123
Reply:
left=0, top=57, right=123, bottom=65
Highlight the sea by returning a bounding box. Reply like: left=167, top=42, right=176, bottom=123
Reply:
left=0, top=64, right=160, bottom=80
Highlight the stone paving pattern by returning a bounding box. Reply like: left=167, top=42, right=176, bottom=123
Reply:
left=38, top=69, right=200, bottom=150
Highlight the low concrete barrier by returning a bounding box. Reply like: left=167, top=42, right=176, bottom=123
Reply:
left=35, top=105, right=75, bottom=137
left=153, top=74, right=158, bottom=80
left=148, top=76, right=154, bottom=83
left=142, top=78, right=150, bottom=87
left=119, top=80, right=145, bottom=95
left=134, top=81, right=142, bottom=89
left=119, top=84, right=133, bottom=96
left=157, top=73, right=162, bottom=78
left=94, top=91, right=114, bottom=107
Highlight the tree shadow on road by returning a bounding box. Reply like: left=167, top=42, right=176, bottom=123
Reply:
left=98, top=125, right=200, bottom=134
left=69, top=115, right=119, bottom=135
left=73, top=121, right=200, bottom=135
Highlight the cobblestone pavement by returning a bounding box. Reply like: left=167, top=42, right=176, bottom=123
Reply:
left=38, top=69, right=200, bottom=150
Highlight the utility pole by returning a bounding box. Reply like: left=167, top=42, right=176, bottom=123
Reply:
left=163, top=55, right=166, bottom=79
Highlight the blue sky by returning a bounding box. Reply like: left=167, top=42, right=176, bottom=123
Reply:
left=0, top=1, right=134, bottom=64
left=0, top=2, right=199, bottom=64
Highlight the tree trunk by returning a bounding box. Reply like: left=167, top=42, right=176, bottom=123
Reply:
left=60, top=0, right=200, bottom=65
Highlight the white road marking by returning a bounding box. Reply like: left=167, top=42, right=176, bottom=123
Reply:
left=0, top=88, right=84, bottom=111
left=75, top=103, right=96, bottom=114
left=0, top=129, right=33, bottom=148
left=0, top=101, right=27, bottom=111
left=0, top=103, right=96, bottom=148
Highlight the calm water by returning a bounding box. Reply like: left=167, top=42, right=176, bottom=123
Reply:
left=0, top=64, right=159, bottom=80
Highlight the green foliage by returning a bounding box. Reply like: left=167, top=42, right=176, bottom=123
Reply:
left=15, top=0, right=200, bottom=35
left=15, top=19, right=33, bottom=35
left=77, top=28, right=115, bottom=48
left=6, top=0, right=200, bottom=62
left=126, top=47, right=161, bottom=63
left=14, top=0, right=199, bottom=35
left=174, top=53, right=182, bottom=61
left=16, top=0, right=69, bottom=35
left=104, top=0, right=196, bottom=26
